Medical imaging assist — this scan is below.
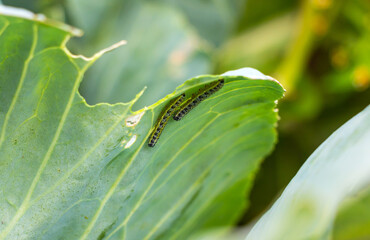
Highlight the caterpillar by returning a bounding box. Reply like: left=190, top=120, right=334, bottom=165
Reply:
left=173, top=79, right=224, bottom=121
left=148, top=93, right=185, bottom=147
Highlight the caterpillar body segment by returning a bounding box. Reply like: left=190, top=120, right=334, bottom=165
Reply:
left=148, top=93, right=185, bottom=147
left=173, top=79, right=224, bottom=121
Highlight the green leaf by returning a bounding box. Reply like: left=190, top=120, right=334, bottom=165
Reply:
left=246, top=105, right=370, bottom=240
left=159, top=0, right=246, bottom=46
left=0, top=7, right=284, bottom=240
left=333, top=188, right=370, bottom=240
left=67, top=0, right=244, bottom=47
left=66, top=0, right=212, bottom=109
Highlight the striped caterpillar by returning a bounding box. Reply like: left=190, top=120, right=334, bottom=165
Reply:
left=173, top=79, right=224, bottom=121
left=148, top=93, right=185, bottom=147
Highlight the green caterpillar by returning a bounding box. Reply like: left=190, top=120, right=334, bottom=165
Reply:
left=148, top=93, right=185, bottom=147
left=148, top=78, right=224, bottom=147
left=173, top=79, right=224, bottom=121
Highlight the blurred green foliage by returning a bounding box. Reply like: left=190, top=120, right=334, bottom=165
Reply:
left=3, top=0, right=369, bottom=229
left=333, top=187, right=370, bottom=240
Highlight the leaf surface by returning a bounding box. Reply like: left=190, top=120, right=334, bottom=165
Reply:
left=246, top=105, right=370, bottom=240
left=67, top=0, right=212, bottom=109
left=0, top=7, right=284, bottom=240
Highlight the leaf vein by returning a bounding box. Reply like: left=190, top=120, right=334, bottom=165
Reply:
left=0, top=23, right=39, bottom=240
left=78, top=109, right=154, bottom=240
left=29, top=107, right=132, bottom=207
left=169, top=128, right=270, bottom=240
left=0, top=19, right=9, bottom=36
left=0, top=23, right=38, bottom=149
left=105, top=114, right=220, bottom=239
left=143, top=115, right=268, bottom=239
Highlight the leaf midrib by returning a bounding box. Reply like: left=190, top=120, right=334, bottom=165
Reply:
left=104, top=85, right=275, bottom=239
left=1, top=22, right=87, bottom=239
left=0, top=23, right=37, bottom=149
left=0, top=22, right=39, bottom=240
